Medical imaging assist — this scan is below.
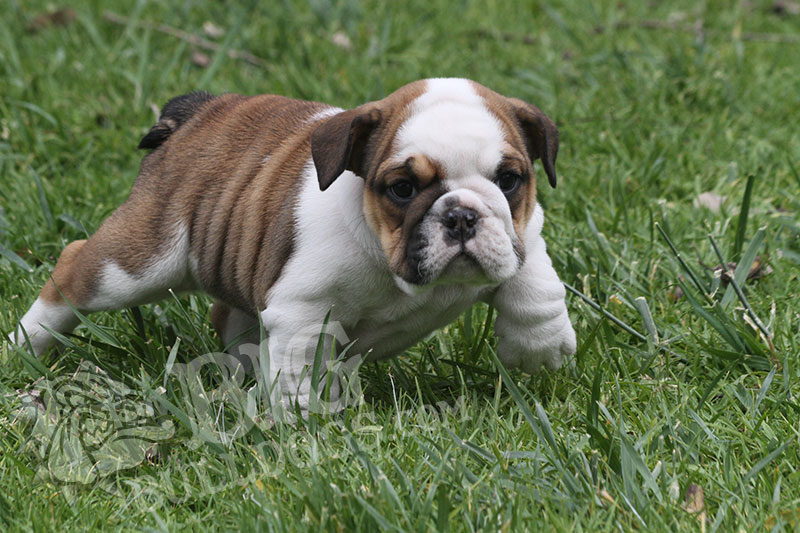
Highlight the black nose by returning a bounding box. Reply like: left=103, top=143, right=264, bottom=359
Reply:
left=442, top=206, right=479, bottom=243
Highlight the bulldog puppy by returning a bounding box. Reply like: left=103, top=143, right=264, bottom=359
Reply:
left=11, top=78, right=576, bottom=410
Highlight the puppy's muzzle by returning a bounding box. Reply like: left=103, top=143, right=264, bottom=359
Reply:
left=442, top=206, right=479, bottom=244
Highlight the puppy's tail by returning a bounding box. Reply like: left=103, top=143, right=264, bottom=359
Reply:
left=138, top=91, right=216, bottom=149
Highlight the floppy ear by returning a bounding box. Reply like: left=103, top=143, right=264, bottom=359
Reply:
left=509, top=98, right=559, bottom=188
left=311, top=107, right=383, bottom=191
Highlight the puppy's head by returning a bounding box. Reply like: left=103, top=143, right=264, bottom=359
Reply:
left=311, top=78, right=558, bottom=287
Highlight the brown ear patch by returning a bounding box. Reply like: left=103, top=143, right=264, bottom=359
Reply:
left=311, top=107, right=383, bottom=190
left=469, top=81, right=559, bottom=189
left=508, top=98, right=559, bottom=188
left=311, top=80, right=429, bottom=192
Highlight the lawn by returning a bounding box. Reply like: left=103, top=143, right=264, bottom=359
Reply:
left=1, top=0, right=799, bottom=530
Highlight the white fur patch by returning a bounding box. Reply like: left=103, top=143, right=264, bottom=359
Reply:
left=90, top=224, right=192, bottom=310
left=490, top=204, right=576, bottom=372
left=305, top=107, right=344, bottom=125
left=396, top=78, right=506, bottom=179
left=11, top=298, right=78, bottom=355
left=12, top=226, right=194, bottom=355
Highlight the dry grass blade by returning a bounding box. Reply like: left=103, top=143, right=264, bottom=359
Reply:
left=102, top=11, right=268, bottom=68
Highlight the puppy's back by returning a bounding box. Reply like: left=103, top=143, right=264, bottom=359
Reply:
left=130, top=92, right=338, bottom=311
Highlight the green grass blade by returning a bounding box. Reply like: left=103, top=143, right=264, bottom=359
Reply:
left=564, top=283, right=648, bottom=344
left=633, top=296, right=658, bottom=344
left=708, top=235, right=773, bottom=350
left=163, top=337, right=181, bottom=388
left=655, top=222, right=709, bottom=299
left=29, top=167, right=54, bottom=229
left=721, top=227, right=766, bottom=309
left=732, top=174, right=756, bottom=261
left=487, top=346, right=568, bottom=475
left=10, top=343, right=53, bottom=379
left=0, top=242, right=33, bottom=272
left=742, top=442, right=788, bottom=485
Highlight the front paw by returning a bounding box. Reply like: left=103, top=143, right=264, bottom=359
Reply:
left=495, top=316, right=576, bottom=374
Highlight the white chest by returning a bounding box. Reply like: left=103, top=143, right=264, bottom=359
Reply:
left=343, top=284, right=489, bottom=360
left=260, top=164, right=493, bottom=360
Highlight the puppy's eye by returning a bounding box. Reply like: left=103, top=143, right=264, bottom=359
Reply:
left=494, top=171, right=522, bottom=195
left=387, top=180, right=417, bottom=202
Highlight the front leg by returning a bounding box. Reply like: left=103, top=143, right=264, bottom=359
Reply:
left=490, top=209, right=576, bottom=373
left=261, top=306, right=357, bottom=416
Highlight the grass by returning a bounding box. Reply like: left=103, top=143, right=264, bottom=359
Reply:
left=1, top=0, right=800, bottom=530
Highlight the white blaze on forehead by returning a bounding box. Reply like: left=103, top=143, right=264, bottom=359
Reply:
left=395, top=78, right=505, bottom=179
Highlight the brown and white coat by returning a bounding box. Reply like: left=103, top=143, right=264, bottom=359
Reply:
left=12, top=78, right=576, bottom=410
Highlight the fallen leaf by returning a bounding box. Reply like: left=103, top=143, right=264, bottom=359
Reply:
left=682, top=484, right=707, bottom=532
left=26, top=7, right=76, bottom=33
left=667, top=11, right=689, bottom=23
left=765, top=509, right=800, bottom=529
left=683, top=483, right=704, bottom=513
left=11, top=387, right=45, bottom=412
left=770, top=1, right=800, bottom=16
left=331, top=31, right=353, bottom=50
left=693, top=192, right=726, bottom=213
left=706, top=255, right=773, bottom=285
left=7, top=378, right=51, bottom=422
left=191, top=50, right=211, bottom=68
left=202, top=21, right=225, bottom=39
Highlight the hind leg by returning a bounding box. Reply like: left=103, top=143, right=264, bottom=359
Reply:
left=12, top=240, right=88, bottom=354
left=210, top=301, right=261, bottom=373
left=11, top=213, right=192, bottom=355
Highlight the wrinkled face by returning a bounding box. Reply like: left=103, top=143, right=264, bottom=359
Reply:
left=311, top=78, right=558, bottom=289
left=363, top=79, right=539, bottom=287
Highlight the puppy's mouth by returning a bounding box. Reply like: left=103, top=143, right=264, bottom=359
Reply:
left=398, top=200, right=521, bottom=288
left=403, top=234, right=492, bottom=286
left=439, top=250, right=486, bottom=281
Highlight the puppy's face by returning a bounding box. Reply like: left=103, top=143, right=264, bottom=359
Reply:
left=312, top=78, right=559, bottom=287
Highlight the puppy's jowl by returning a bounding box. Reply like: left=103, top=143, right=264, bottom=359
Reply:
left=11, top=78, right=576, bottom=410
